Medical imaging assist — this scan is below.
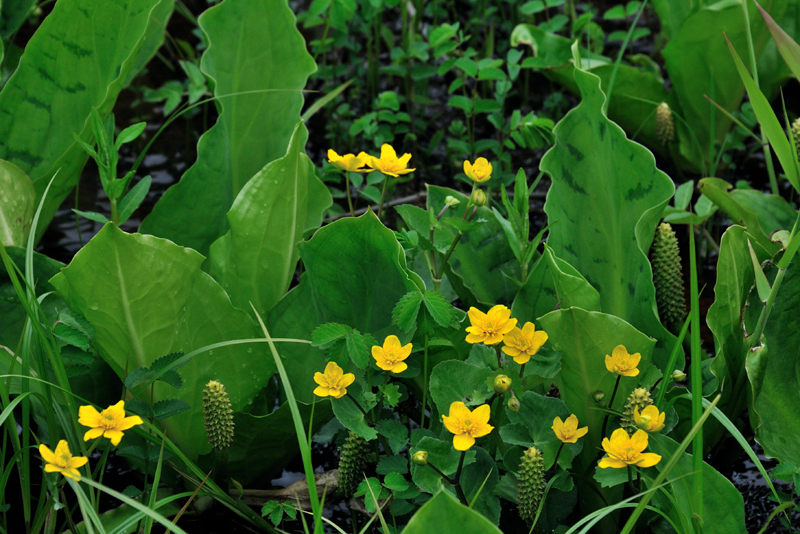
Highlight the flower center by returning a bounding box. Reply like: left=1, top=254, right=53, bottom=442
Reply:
left=384, top=349, right=400, bottom=363
left=58, top=453, right=71, bottom=467
left=638, top=415, right=652, bottom=427
left=101, top=412, right=118, bottom=429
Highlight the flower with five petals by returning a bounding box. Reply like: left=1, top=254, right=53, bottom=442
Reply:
left=463, top=158, right=493, bottom=183
left=442, top=402, right=494, bottom=451
left=372, top=335, right=412, bottom=373
left=552, top=414, right=588, bottom=444
left=634, top=405, right=666, bottom=433
left=598, top=429, right=661, bottom=469
left=466, top=305, right=517, bottom=345
left=604, top=345, right=641, bottom=377
left=313, top=361, right=355, bottom=399
left=327, top=149, right=372, bottom=172
left=39, top=440, right=89, bottom=481
left=502, top=322, right=548, bottom=364
left=79, top=401, right=144, bottom=446
left=365, top=144, right=415, bottom=177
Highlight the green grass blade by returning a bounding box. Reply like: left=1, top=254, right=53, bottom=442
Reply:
left=142, top=434, right=167, bottom=534
left=688, top=222, right=703, bottom=526
left=301, top=78, right=354, bottom=122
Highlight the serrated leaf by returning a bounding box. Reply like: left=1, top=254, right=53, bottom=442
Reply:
left=376, top=418, right=409, bottom=454
left=150, top=352, right=188, bottom=373
left=152, top=399, right=190, bottom=420
left=60, top=345, right=95, bottom=366
left=53, top=323, right=90, bottom=351
left=311, top=322, right=353, bottom=348
left=384, top=472, right=410, bottom=491
left=377, top=454, right=408, bottom=475
left=421, top=291, right=455, bottom=327
left=392, top=292, right=423, bottom=333
left=346, top=331, right=370, bottom=369
left=379, top=383, right=402, bottom=407
left=117, top=444, right=148, bottom=460
left=58, top=310, right=94, bottom=340
left=282, top=501, right=297, bottom=520
left=125, top=399, right=150, bottom=418
left=158, top=369, right=184, bottom=390
left=593, top=464, right=629, bottom=487
left=124, top=367, right=155, bottom=390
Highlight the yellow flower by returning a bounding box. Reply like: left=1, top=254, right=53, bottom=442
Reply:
left=372, top=335, right=412, bottom=373
left=365, top=144, right=415, bottom=177
left=313, top=361, right=356, bottom=399
left=634, top=405, right=666, bottom=433
left=604, top=345, right=641, bottom=377
left=552, top=414, right=588, bottom=444
left=442, top=401, right=494, bottom=451
left=501, top=322, right=548, bottom=364
left=463, top=158, right=493, bottom=183
left=598, top=429, right=661, bottom=469
left=39, top=440, right=89, bottom=481
left=79, top=401, right=144, bottom=446
left=466, top=305, right=517, bottom=345
left=327, top=149, right=371, bottom=172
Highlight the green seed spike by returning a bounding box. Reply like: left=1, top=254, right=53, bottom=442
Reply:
left=517, top=446, right=545, bottom=524
left=620, top=387, right=653, bottom=434
left=337, top=431, right=369, bottom=497
left=792, top=117, right=800, bottom=156
left=202, top=380, right=235, bottom=451
left=651, top=222, right=686, bottom=328
left=656, top=102, right=675, bottom=145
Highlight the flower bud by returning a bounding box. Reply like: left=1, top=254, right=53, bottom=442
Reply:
left=445, top=195, right=461, bottom=208
left=671, top=369, right=687, bottom=382
left=507, top=395, right=521, bottom=412
left=412, top=451, right=429, bottom=466
left=494, top=375, right=512, bottom=394
left=202, top=380, right=235, bottom=452
left=471, top=189, right=487, bottom=207
left=592, top=390, right=605, bottom=403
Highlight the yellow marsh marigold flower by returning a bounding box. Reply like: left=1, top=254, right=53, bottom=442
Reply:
left=366, top=144, right=415, bottom=177
left=39, top=440, right=89, bottom=481
left=327, top=149, right=371, bottom=172
left=313, top=361, right=355, bottom=399
left=79, top=401, right=143, bottom=446
left=466, top=305, right=517, bottom=345
left=598, top=429, right=661, bottom=469
left=443, top=401, right=494, bottom=451
left=502, top=322, right=548, bottom=364
left=634, top=405, right=666, bottom=433
left=372, top=335, right=412, bottom=373
left=604, top=345, right=641, bottom=377
left=463, top=158, right=493, bottom=183
left=552, top=414, right=588, bottom=444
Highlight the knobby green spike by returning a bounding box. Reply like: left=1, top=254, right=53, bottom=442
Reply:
left=337, top=431, right=369, bottom=497
left=620, top=387, right=653, bottom=434
left=202, top=380, right=235, bottom=451
left=651, top=223, right=686, bottom=327
left=517, top=446, right=545, bottom=524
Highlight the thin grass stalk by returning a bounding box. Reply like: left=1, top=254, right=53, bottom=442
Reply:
left=688, top=222, right=704, bottom=526
left=655, top=314, right=691, bottom=410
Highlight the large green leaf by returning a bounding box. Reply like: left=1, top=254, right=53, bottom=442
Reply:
left=267, top=212, right=424, bottom=404
left=537, top=308, right=655, bottom=468
left=403, top=489, right=503, bottom=534
left=650, top=434, right=747, bottom=533
left=0, top=160, right=34, bottom=246
left=426, top=186, right=520, bottom=306
left=0, top=0, right=38, bottom=39
left=540, top=66, right=675, bottom=368
left=729, top=189, right=797, bottom=235
left=140, top=0, right=316, bottom=255
left=0, top=0, right=174, bottom=237
left=753, top=252, right=800, bottom=465
left=208, top=123, right=331, bottom=319
left=429, top=360, right=494, bottom=417
left=49, top=224, right=275, bottom=461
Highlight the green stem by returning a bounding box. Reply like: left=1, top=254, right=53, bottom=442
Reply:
left=454, top=451, right=468, bottom=505
left=552, top=442, right=564, bottom=470
left=600, top=375, right=622, bottom=438
left=689, top=222, right=703, bottom=523
left=345, top=172, right=355, bottom=217
left=377, top=174, right=389, bottom=219
left=435, top=206, right=477, bottom=280
left=518, top=362, right=526, bottom=380
left=425, top=460, right=457, bottom=486
left=420, top=335, right=429, bottom=429
left=345, top=392, right=371, bottom=422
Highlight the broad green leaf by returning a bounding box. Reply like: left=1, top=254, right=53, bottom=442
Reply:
left=538, top=308, right=655, bottom=468
left=428, top=186, right=520, bottom=306
left=429, top=360, right=494, bottom=417
left=403, top=489, right=502, bottom=534
left=0, top=0, right=174, bottom=237
left=729, top=189, right=797, bottom=234
left=410, top=436, right=476, bottom=495
left=376, top=419, right=409, bottom=454
left=266, top=212, right=424, bottom=404
left=208, top=123, right=331, bottom=319
left=650, top=434, right=747, bottom=533
left=331, top=380, right=378, bottom=440
left=752, top=253, right=800, bottom=466
left=141, top=0, right=316, bottom=255
left=0, top=160, right=34, bottom=246
left=725, top=29, right=800, bottom=191
left=540, top=66, right=675, bottom=368
left=49, top=224, right=275, bottom=461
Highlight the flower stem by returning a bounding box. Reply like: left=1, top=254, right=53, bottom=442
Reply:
left=552, top=442, right=564, bottom=471
left=377, top=174, right=389, bottom=219
left=345, top=172, right=355, bottom=217
left=425, top=460, right=456, bottom=485
left=600, top=375, right=622, bottom=439
left=345, top=392, right=371, bottom=422
left=518, top=362, right=526, bottom=380
left=434, top=207, right=477, bottom=280
left=454, top=450, right=468, bottom=505
left=420, top=335, right=429, bottom=429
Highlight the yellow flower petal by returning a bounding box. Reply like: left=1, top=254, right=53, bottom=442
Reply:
left=341, top=373, right=356, bottom=388
left=598, top=456, right=627, bottom=469
left=471, top=404, right=492, bottom=426
left=512, top=353, right=531, bottom=365
left=635, top=452, right=662, bottom=468
left=83, top=428, right=104, bottom=442
left=38, top=444, right=56, bottom=464
left=392, top=362, right=408, bottom=374
left=78, top=405, right=103, bottom=427
left=313, top=385, right=331, bottom=397
left=105, top=430, right=125, bottom=446
left=453, top=433, right=475, bottom=451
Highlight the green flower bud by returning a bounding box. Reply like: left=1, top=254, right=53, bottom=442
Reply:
left=494, top=375, right=512, bottom=394
left=651, top=223, right=686, bottom=328
left=412, top=451, right=429, bottom=466
left=517, top=446, right=545, bottom=524
left=202, top=380, right=235, bottom=451
left=593, top=390, right=605, bottom=403
left=445, top=195, right=461, bottom=208
left=337, top=431, right=370, bottom=497
left=656, top=102, right=675, bottom=145
left=671, top=369, right=687, bottom=382
left=471, top=189, right=487, bottom=207
left=620, top=387, right=653, bottom=435
left=508, top=395, right=521, bottom=412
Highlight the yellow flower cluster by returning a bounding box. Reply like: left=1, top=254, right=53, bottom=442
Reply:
left=465, top=304, right=548, bottom=365
left=598, top=429, right=661, bottom=469
left=328, top=144, right=415, bottom=177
